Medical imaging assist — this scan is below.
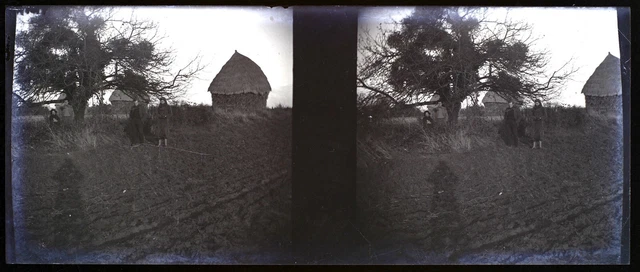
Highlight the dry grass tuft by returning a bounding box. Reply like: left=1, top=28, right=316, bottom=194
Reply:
left=419, top=128, right=492, bottom=154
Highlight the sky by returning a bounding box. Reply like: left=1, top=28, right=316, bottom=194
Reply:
left=358, top=7, right=623, bottom=107
left=15, top=6, right=293, bottom=108
left=14, top=7, right=623, bottom=108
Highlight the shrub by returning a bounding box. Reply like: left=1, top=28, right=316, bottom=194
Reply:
left=11, top=120, right=116, bottom=152
left=360, top=104, right=614, bottom=156
left=87, top=104, right=113, bottom=116
left=165, top=104, right=269, bottom=127
left=271, top=104, right=291, bottom=110
left=13, top=105, right=51, bottom=117
left=168, top=105, right=213, bottom=127
left=357, top=136, right=393, bottom=169
left=13, top=103, right=289, bottom=152
left=521, top=105, right=587, bottom=129
left=359, top=114, right=497, bottom=154
left=460, top=105, right=485, bottom=118
left=358, top=103, right=392, bottom=123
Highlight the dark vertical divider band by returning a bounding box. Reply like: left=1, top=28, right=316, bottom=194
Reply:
left=292, top=7, right=358, bottom=264
left=616, top=7, right=631, bottom=265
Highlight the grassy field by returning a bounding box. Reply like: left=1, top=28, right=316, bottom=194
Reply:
left=378, top=116, right=503, bottom=126
left=355, top=110, right=624, bottom=264
left=10, top=106, right=291, bottom=264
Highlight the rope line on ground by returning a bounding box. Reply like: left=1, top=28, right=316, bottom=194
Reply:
left=141, top=143, right=212, bottom=156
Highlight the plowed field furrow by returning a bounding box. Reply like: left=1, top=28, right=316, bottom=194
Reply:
left=13, top=111, right=292, bottom=264
left=357, top=121, right=624, bottom=264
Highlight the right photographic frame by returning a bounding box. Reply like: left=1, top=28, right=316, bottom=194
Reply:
left=356, top=6, right=629, bottom=264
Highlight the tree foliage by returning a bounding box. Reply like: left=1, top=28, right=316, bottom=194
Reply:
left=14, top=6, right=206, bottom=122
left=358, top=7, right=578, bottom=124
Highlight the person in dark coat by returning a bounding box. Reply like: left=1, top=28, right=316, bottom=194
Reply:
left=422, top=110, right=434, bottom=130
left=123, top=120, right=134, bottom=144
left=503, top=101, right=521, bottom=147
left=531, top=99, right=546, bottom=149
left=517, top=117, right=528, bottom=138
left=128, top=99, right=145, bottom=146
left=49, top=109, right=61, bottom=128
left=155, top=97, right=172, bottom=147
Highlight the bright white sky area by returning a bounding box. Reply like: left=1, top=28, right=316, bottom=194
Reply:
left=358, top=7, right=623, bottom=107
left=15, top=6, right=293, bottom=108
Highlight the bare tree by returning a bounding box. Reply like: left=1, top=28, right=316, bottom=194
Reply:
left=14, top=6, right=207, bottom=122
left=358, top=7, right=579, bottom=124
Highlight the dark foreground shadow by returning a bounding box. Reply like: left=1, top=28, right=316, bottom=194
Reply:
left=50, top=157, right=95, bottom=258
left=360, top=160, right=465, bottom=264
left=426, top=161, right=464, bottom=262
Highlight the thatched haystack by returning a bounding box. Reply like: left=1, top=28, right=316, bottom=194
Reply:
left=581, top=53, right=622, bottom=117
left=108, top=90, right=150, bottom=115
left=208, top=50, right=272, bottom=110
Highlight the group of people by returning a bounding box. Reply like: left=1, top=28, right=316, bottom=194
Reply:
left=502, top=99, right=546, bottom=149
left=127, top=97, right=172, bottom=147
left=422, top=102, right=448, bottom=129
left=48, top=100, right=75, bottom=128
left=421, top=99, right=546, bottom=149
left=47, top=98, right=173, bottom=148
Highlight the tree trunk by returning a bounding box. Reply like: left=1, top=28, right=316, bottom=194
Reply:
left=445, top=101, right=462, bottom=125
left=72, top=100, right=88, bottom=124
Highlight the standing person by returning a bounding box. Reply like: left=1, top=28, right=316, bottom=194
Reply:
left=503, top=101, right=521, bottom=147
left=60, top=100, right=74, bottom=125
left=422, top=110, right=434, bottom=130
left=48, top=109, right=61, bottom=129
left=129, top=99, right=145, bottom=146
left=433, top=102, right=448, bottom=126
left=155, top=97, right=172, bottom=147
left=531, top=99, right=546, bottom=149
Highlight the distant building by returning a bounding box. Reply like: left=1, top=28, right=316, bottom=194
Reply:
left=426, top=94, right=441, bottom=112
left=482, top=91, right=510, bottom=116
left=108, top=90, right=150, bottom=115
left=481, top=91, right=523, bottom=116
left=207, top=50, right=272, bottom=110
left=581, top=53, right=622, bottom=117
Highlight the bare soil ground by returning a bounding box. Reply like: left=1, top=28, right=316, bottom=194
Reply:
left=10, top=109, right=291, bottom=264
left=355, top=118, right=624, bottom=264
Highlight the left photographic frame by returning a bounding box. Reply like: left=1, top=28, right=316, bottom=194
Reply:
left=6, top=6, right=292, bottom=264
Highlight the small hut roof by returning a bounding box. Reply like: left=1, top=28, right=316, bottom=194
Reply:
left=581, top=53, right=622, bottom=97
left=52, top=93, right=68, bottom=108
left=425, top=95, right=441, bottom=109
left=208, top=50, right=272, bottom=95
left=482, top=91, right=509, bottom=104
left=109, top=90, right=150, bottom=102
left=483, top=91, right=524, bottom=104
